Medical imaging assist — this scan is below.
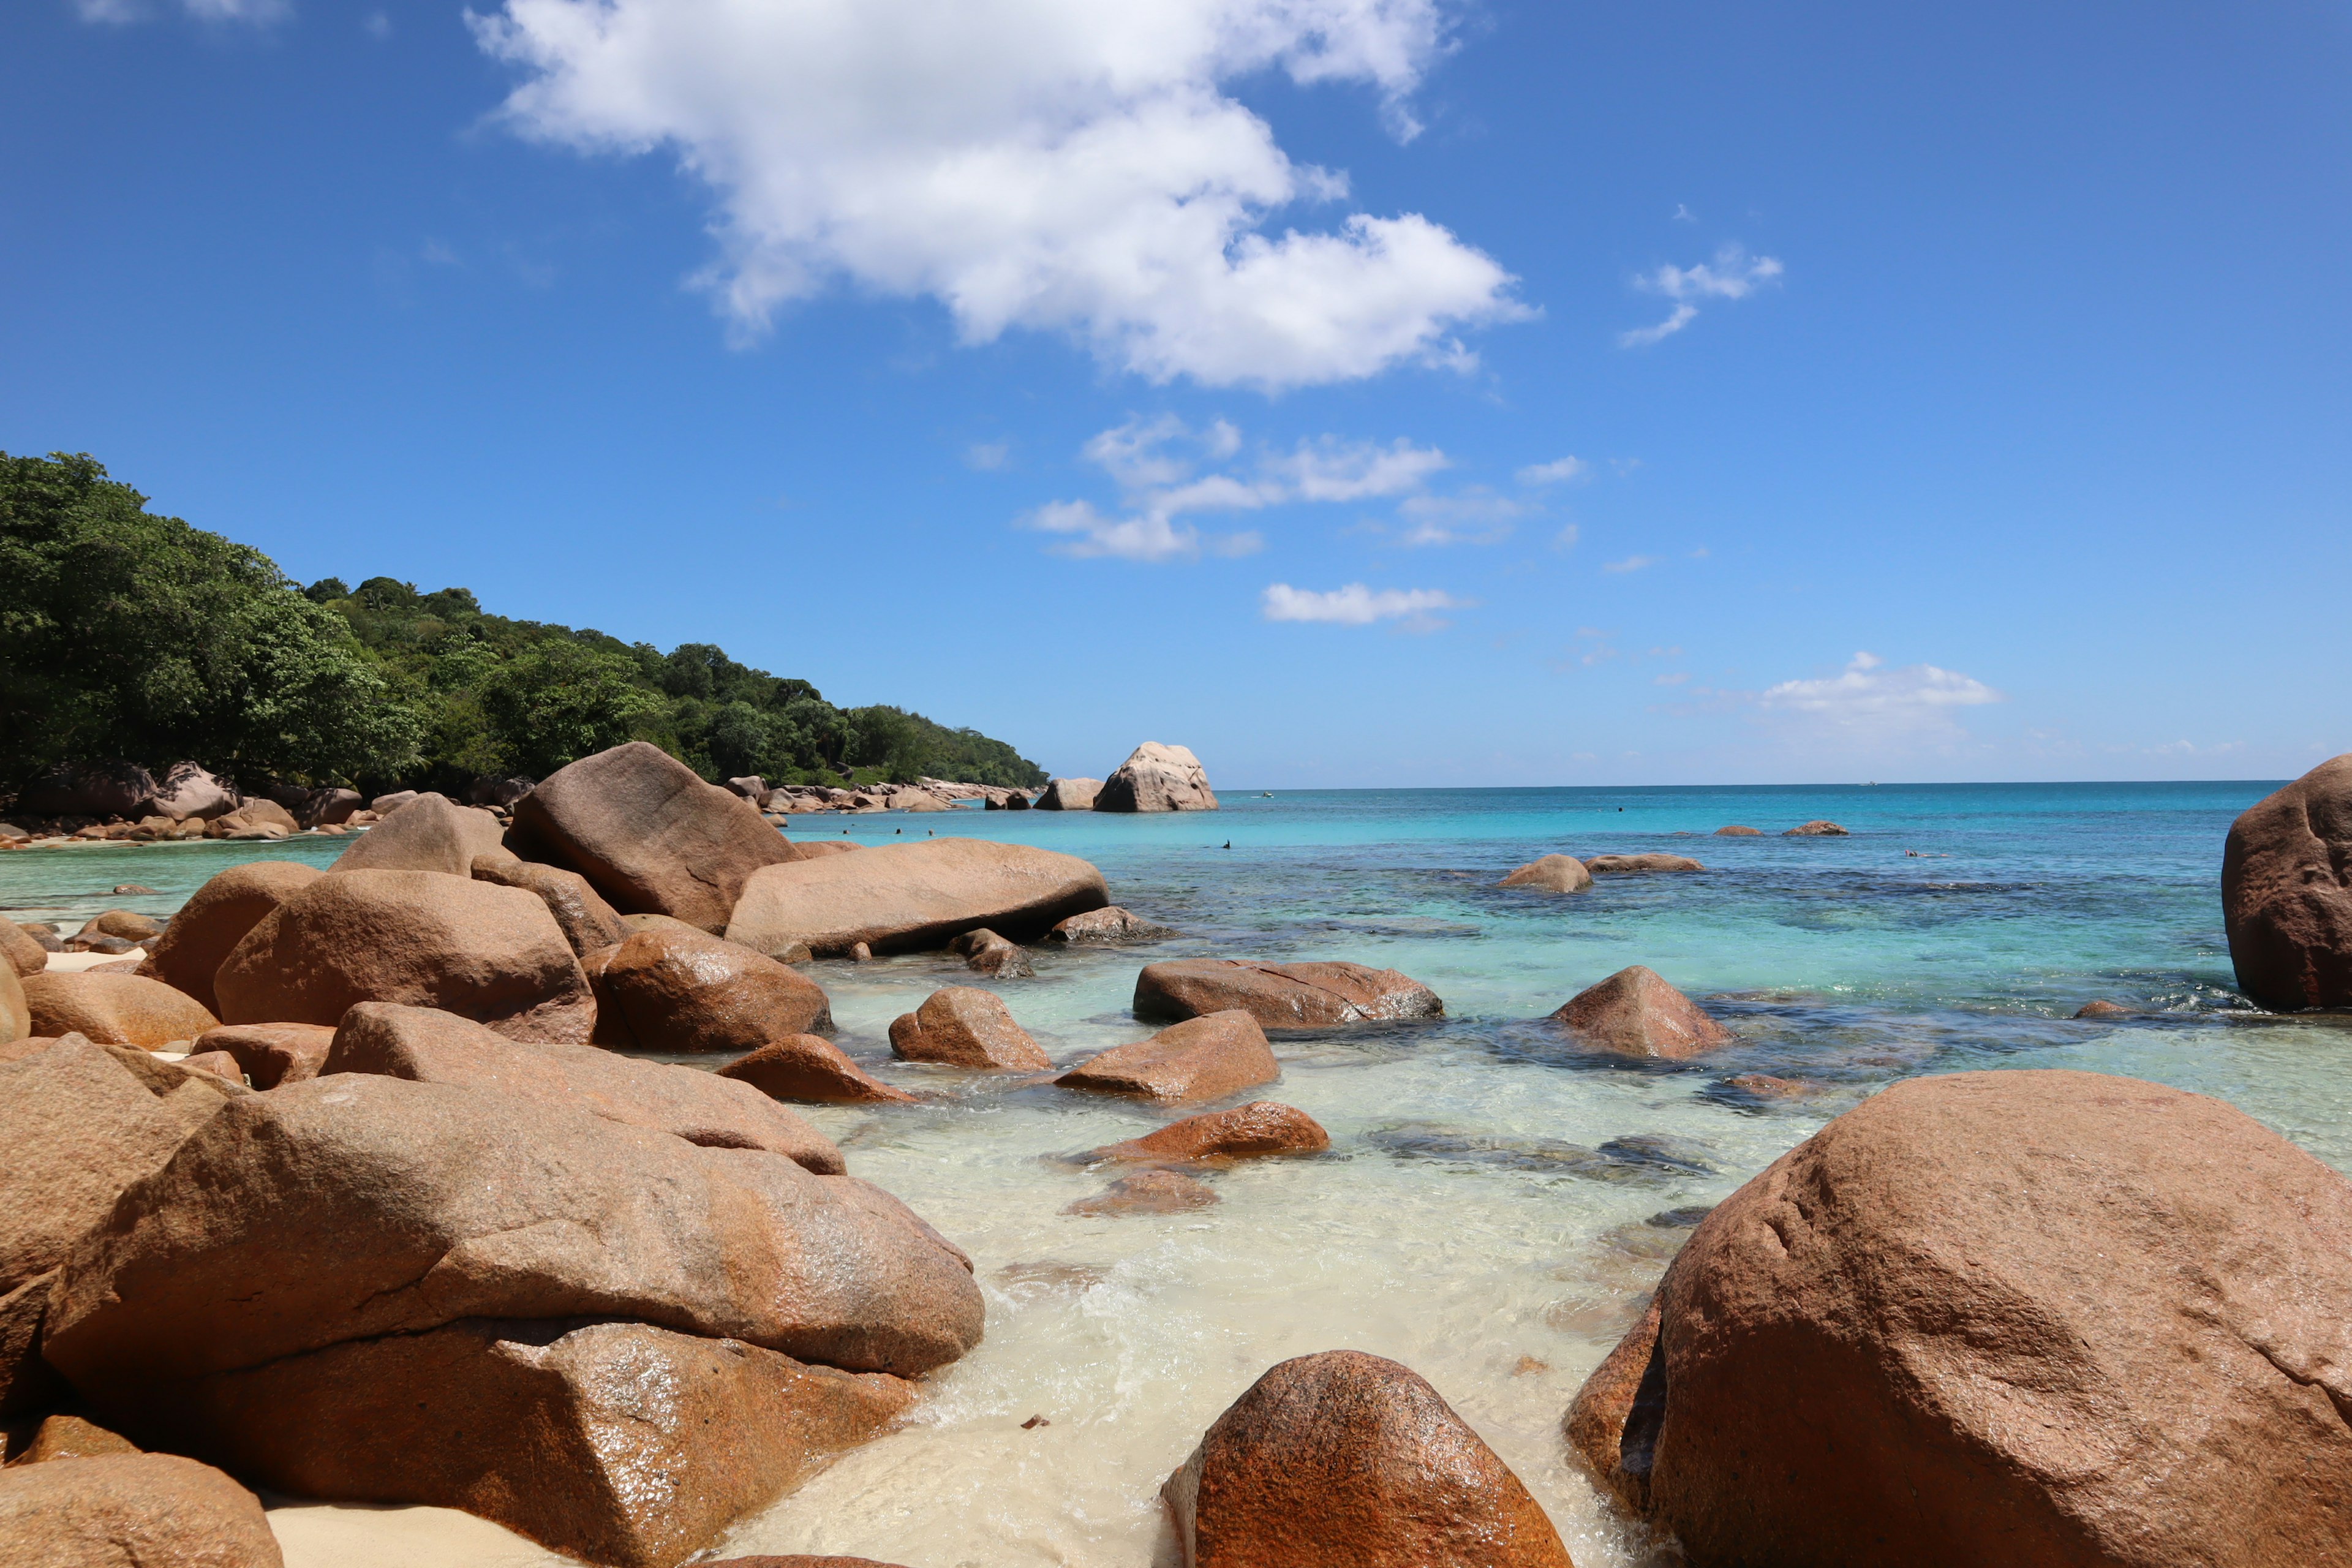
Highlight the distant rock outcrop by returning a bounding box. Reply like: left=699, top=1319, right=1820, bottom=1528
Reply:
left=1499, top=855, right=1591, bottom=893
left=1096, top=744, right=1218, bottom=813
left=1783, top=820, right=1848, bottom=836
left=1036, top=777, right=1102, bottom=810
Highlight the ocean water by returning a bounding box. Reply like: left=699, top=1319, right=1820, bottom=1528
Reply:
left=12, top=782, right=2348, bottom=1568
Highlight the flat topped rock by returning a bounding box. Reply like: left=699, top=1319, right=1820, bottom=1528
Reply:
left=1712, top=824, right=1762, bottom=836
left=1550, top=965, right=1731, bottom=1059
left=1499, top=854, right=1591, bottom=893
left=1134, top=960, right=1443, bottom=1030
left=1584, top=854, right=1704, bottom=874
left=1091, top=1101, right=1329, bottom=1164
left=726, top=838, right=1109, bottom=958
left=1057, top=1011, right=1278, bottom=1104
left=1783, top=820, right=1849, bottom=836
left=1047, top=905, right=1175, bottom=944
left=1035, top=777, right=1102, bottom=811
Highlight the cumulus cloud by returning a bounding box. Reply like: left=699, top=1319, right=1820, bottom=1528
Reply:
left=1620, top=243, right=1782, bottom=347
left=1262, top=582, right=1464, bottom=627
left=1025, top=415, right=1443, bottom=560
left=1516, top=456, right=1588, bottom=486
left=471, top=0, right=1526, bottom=388
left=1758, top=651, right=2000, bottom=731
left=1392, top=489, right=1520, bottom=546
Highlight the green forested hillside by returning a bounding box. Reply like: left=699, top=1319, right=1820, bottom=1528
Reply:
left=0, top=451, right=1045, bottom=796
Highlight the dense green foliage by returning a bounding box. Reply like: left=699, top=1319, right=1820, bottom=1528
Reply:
left=1, top=453, right=1046, bottom=795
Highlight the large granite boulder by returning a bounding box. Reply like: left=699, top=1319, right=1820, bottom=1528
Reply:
left=1091, top=1102, right=1329, bottom=1164
left=303, top=786, right=363, bottom=827
left=1057, top=1011, right=1278, bottom=1103
left=1499, top=855, right=1591, bottom=893
left=1564, top=1070, right=2352, bottom=1566
left=589, top=927, right=833, bottom=1050
left=1166, top=1350, right=1571, bottom=1568
left=1035, top=777, right=1102, bottom=810
left=145, top=860, right=322, bottom=1017
left=43, top=1075, right=984, bottom=1400
left=328, top=792, right=508, bottom=876
left=726, top=839, right=1109, bottom=958
left=1, top=921, right=45, bottom=979
left=888, top=987, right=1050, bottom=1070
left=78, top=909, right=160, bottom=942
left=1134, top=960, right=1442, bottom=1030
left=1096, top=742, right=1218, bottom=812
left=511, top=742, right=799, bottom=933
left=213, top=869, right=595, bottom=1043
left=2222, top=753, right=2352, bottom=1010
left=17, top=763, right=156, bottom=820
left=0, top=965, right=24, bottom=1046
left=720, top=1036, right=916, bottom=1104
left=22, top=972, right=219, bottom=1047
left=323, top=1001, right=844, bottom=1172
left=160, top=1318, right=910, bottom=1568
left=1548, top=965, right=1730, bottom=1059
left=143, top=762, right=240, bottom=822
left=472, top=854, right=630, bottom=956
left=0, top=1453, right=284, bottom=1568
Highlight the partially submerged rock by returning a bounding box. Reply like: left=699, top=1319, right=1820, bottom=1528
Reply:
left=1090, top=1102, right=1328, bottom=1164
left=1165, top=1350, right=1571, bottom=1568
left=1548, top=966, right=1731, bottom=1059
left=2074, top=998, right=2132, bottom=1019
left=726, top=839, right=1109, bottom=958
left=1096, top=742, right=1218, bottom=812
left=2222, top=753, right=2352, bottom=1010
left=1711, top=825, right=1761, bottom=837
left=1046, top=905, right=1175, bottom=944
left=720, top=1035, right=916, bottom=1104
left=889, top=987, right=1050, bottom=1070
left=953, top=927, right=1035, bottom=978
left=323, top=1001, right=845, bottom=1171
left=589, top=926, right=834, bottom=1050
left=329, top=792, right=507, bottom=876
left=1584, top=854, right=1703, bottom=874
left=0, top=1453, right=284, bottom=1568
left=144, top=860, right=322, bottom=1017
left=1499, top=855, right=1591, bottom=893
left=1564, top=1069, right=2352, bottom=1565
left=512, top=741, right=800, bottom=933
left=1057, top=1011, right=1278, bottom=1104
left=194, top=1022, right=336, bottom=1089
left=1134, top=960, right=1442, bottom=1031
left=1035, top=777, right=1102, bottom=810
left=214, top=868, right=595, bottom=1044
left=1782, top=820, right=1847, bottom=836
left=1064, top=1169, right=1218, bottom=1216
left=21, top=972, right=219, bottom=1048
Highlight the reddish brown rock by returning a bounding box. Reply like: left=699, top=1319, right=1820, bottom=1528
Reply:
left=1782, top=820, right=1847, bottom=836
left=206, top=799, right=299, bottom=840
left=1134, top=960, right=1443, bottom=1031
left=13, top=1414, right=140, bottom=1464
left=720, top=1036, right=916, bottom=1105
left=21, top=973, right=218, bottom=1049
left=888, top=987, right=1050, bottom=1070
left=1057, top=1011, right=1278, bottom=1104
left=77, top=910, right=160, bottom=942
left=1091, top=1102, right=1329, bottom=1164
left=1063, top=1169, right=1219, bottom=1216
left=193, top=1022, right=334, bottom=1090
left=214, top=868, right=594, bottom=1044
left=153, top=1318, right=911, bottom=1568
left=144, top=860, right=322, bottom=1017
left=1711, top=825, right=1761, bottom=837
left=1096, top=742, right=1218, bottom=813
left=323, top=1001, right=844, bottom=1172
left=1719, top=1072, right=1813, bottom=1101
left=1499, top=855, right=1591, bottom=893
left=2074, top=998, right=2132, bottom=1019
left=1566, top=1069, right=2352, bottom=1567
left=176, top=1050, right=246, bottom=1083
left=1584, top=854, right=1705, bottom=874
left=593, top=926, right=833, bottom=1051
left=1, top=1272, right=67, bottom=1419
left=42, top=1076, right=981, bottom=1396
left=472, top=854, right=629, bottom=956
left=726, top=839, right=1109, bottom=958
left=2223, top=754, right=2352, bottom=1010
left=1562, top=1292, right=1664, bottom=1510
left=1166, top=1350, right=1571, bottom=1568
left=0, top=1453, right=283, bottom=1567
left=0, top=922, right=44, bottom=980
left=513, top=741, right=800, bottom=932
left=328, top=791, right=508, bottom=876
left=1046, top=905, right=1175, bottom=944
left=952, top=928, right=1036, bottom=978
left=1548, top=967, right=1731, bottom=1059
left=0, top=965, right=24, bottom=1047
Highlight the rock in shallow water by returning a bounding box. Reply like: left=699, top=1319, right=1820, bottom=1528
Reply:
left=1064, top=1169, right=1219, bottom=1216
left=586, top=925, right=834, bottom=1050
left=1134, top=959, right=1442, bottom=1030
left=1498, top=854, right=1591, bottom=893
left=2222, top=752, right=2352, bottom=1011
left=889, top=987, right=1050, bottom=1071
left=1046, top=905, right=1175, bottom=944
left=722, top=1035, right=916, bottom=1104
left=1090, top=1101, right=1329, bottom=1164
left=1057, top=1011, right=1279, bottom=1104
left=1548, top=965, right=1731, bottom=1060
left=1566, top=1068, right=2352, bottom=1567
left=1096, top=742, right=1218, bottom=812
left=1583, top=853, right=1704, bottom=874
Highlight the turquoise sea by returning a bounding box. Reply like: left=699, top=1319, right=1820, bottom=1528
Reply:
left=9, top=780, right=2344, bottom=1567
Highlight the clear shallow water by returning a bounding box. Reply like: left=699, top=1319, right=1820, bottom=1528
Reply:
left=11, top=782, right=2349, bottom=1567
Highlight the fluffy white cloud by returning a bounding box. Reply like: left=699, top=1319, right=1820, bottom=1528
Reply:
left=472, top=0, right=1526, bottom=388
left=1262, top=582, right=1464, bottom=625
left=1392, top=489, right=1520, bottom=545
left=1620, top=243, right=1782, bottom=346
left=1516, top=456, right=1588, bottom=486
left=1759, top=652, right=2000, bottom=730
left=1026, top=415, right=1443, bottom=560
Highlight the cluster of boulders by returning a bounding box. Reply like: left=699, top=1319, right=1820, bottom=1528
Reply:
left=0, top=764, right=538, bottom=849
left=1710, top=820, right=1846, bottom=837
left=1030, top=742, right=1221, bottom=813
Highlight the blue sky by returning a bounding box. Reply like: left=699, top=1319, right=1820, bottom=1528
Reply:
left=3, top=0, right=2346, bottom=786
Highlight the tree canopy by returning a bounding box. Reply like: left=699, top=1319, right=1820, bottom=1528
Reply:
left=1, top=452, right=1046, bottom=796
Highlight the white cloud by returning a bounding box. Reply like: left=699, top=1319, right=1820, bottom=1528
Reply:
left=1758, top=651, right=2001, bottom=731
left=364, top=10, right=390, bottom=37
left=1262, top=582, right=1464, bottom=627
left=1621, top=243, right=1782, bottom=347
left=472, top=0, right=1527, bottom=389
left=1393, top=489, right=1520, bottom=546
left=1602, top=554, right=1657, bottom=573
left=1551, top=523, right=1580, bottom=551
left=1516, top=456, right=1589, bottom=486
left=1027, top=415, right=1442, bottom=560
left=965, top=441, right=1011, bottom=471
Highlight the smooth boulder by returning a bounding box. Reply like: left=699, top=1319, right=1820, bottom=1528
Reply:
left=472, top=854, right=630, bottom=956
left=590, top=927, right=834, bottom=1050
left=1046, top=905, right=1174, bottom=944
left=1096, top=742, right=1218, bottom=812
left=1057, top=1011, right=1278, bottom=1103
left=726, top=839, right=1109, bottom=958
left=1499, top=855, right=1591, bottom=893
left=207, top=799, right=298, bottom=839
left=1548, top=966, right=1730, bottom=1059
left=1712, top=825, right=1760, bottom=837
left=1166, top=1350, right=1571, bottom=1568
left=22, top=972, right=218, bottom=1048
left=143, top=763, right=240, bottom=822
left=329, top=791, right=508, bottom=876
left=194, top=1022, right=335, bottom=1089
left=0, top=1453, right=283, bottom=1568
left=720, top=1036, right=916, bottom=1104
left=1134, top=960, right=1442, bottom=1030
left=2222, top=753, right=2352, bottom=1010
left=889, top=987, right=1050, bottom=1070
left=1564, top=1069, right=2352, bottom=1567
left=78, top=909, right=161, bottom=942
left=1035, top=777, right=1102, bottom=810
left=1, top=922, right=45, bottom=979
left=512, top=741, right=799, bottom=933
left=1091, top=1102, right=1329, bottom=1164
left=145, top=860, right=322, bottom=1017
left=1584, top=854, right=1704, bottom=874
left=323, top=1001, right=845, bottom=1172
left=214, top=869, right=595, bottom=1044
